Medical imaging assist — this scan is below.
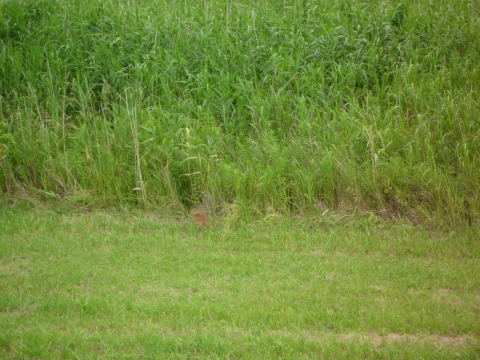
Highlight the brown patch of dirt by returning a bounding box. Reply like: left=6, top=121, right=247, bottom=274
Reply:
left=365, top=333, right=474, bottom=347
left=325, top=272, right=335, bottom=280
left=268, top=330, right=477, bottom=347
left=0, top=258, right=30, bottom=277
left=433, top=288, right=463, bottom=306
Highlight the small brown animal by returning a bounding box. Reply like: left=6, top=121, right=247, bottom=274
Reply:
left=190, top=208, right=210, bottom=227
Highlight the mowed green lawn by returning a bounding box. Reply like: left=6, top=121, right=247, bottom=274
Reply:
left=1, top=208, right=479, bottom=359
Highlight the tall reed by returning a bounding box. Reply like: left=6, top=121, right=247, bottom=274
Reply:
left=0, top=0, right=478, bottom=227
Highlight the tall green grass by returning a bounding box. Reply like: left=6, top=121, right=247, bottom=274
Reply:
left=0, top=0, right=479, bottom=227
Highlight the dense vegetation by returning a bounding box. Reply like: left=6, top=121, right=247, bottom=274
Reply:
left=0, top=0, right=479, bottom=227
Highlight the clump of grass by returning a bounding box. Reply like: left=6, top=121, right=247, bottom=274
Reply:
left=0, top=0, right=479, bottom=227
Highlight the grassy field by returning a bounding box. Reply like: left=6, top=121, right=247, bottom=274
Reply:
left=0, top=0, right=479, bottom=356
left=0, top=207, right=479, bottom=359
left=0, top=0, right=479, bottom=227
